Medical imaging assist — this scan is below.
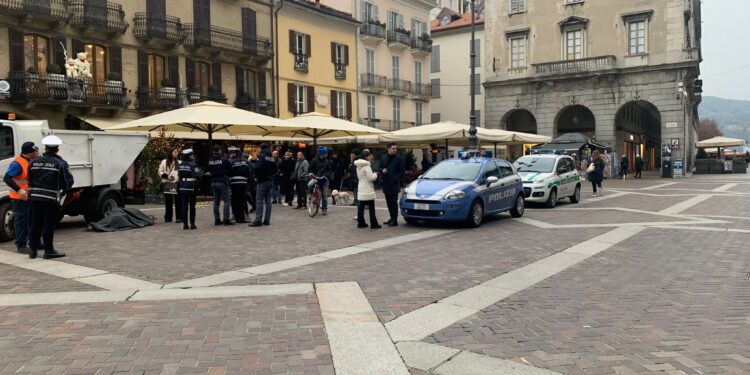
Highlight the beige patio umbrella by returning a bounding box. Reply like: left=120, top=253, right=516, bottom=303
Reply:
left=258, top=112, right=387, bottom=148
left=696, top=136, right=746, bottom=148
left=507, top=131, right=552, bottom=145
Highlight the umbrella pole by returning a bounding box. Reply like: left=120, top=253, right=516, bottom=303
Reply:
left=445, top=139, right=448, bottom=160
left=494, top=142, right=498, bottom=157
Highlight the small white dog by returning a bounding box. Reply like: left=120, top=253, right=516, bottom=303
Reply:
left=331, top=190, right=352, bottom=206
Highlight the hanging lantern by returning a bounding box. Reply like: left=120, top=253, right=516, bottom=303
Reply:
left=298, top=142, right=307, bottom=149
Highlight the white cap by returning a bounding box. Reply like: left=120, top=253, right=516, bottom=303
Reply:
left=42, top=135, right=63, bottom=147
left=228, top=146, right=240, bottom=152
left=182, top=148, right=194, bottom=155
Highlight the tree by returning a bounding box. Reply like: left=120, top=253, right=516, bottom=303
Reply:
left=698, top=118, right=723, bottom=141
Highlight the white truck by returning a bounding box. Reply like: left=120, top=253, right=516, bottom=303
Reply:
left=0, top=120, right=149, bottom=242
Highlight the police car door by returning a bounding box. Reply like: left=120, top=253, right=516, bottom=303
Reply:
left=554, top=158, right=571, bottom=196
left=497, top=160, right=520, bottom=210
left=558, top=158, right=576, bottom=196
left=481, top=161, right=503, bottom=213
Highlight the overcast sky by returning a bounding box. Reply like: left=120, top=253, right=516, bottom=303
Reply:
left=701, top=0, right=750, bottom=101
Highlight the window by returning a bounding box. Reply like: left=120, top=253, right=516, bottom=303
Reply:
left=411, top=19, right=427, bottom=37
left=85, top=43, right=107, bottom=81
left=439, top=16, right=450, bottom=26
left=431, top=78, right=440, bottom=98
left=295, top=85, right=307, bottom=114
left=334, top=91, right=347, bottom=119
left=361, top=1, right=378, bottom=22
left=414, top=61, right=422, bottom=84
left=391, top=55, right=400, bottom=79
left=498, top=161, right=515, bottom=177
left=483, top=162, right=500, bottom=181
left=431, top=113, right=441, bottom=124
left=430, top=45, right=440, bottom=73
left=392, top=98, right=401, bottom=125
left=333, top=43, right=346, bottom=64
left=242, top=69, right=258, bottom=97
left=367, top=95, right=377, bottom=120
left=470, top=74, right=481, bottom=95
left=294, top=32, right=306, bottom=55
left=0, top=127, right=14, bottom=159
left=365, top=48, right=375, bottom=74
left=510, top=0, right=525, bottom=14
left=510, top=37, right=526, bottom=68
left=23, top=34, right=49, bottom=73
left=148, top=54, right=166, bottom=88
left=470, top=39, right=481, bottom=67
left=195, top=61, right=210, bottom=95
left=388, top=10, right=403, bottom=30
left=416, top=102, right=423, bottom=126
left=628, top=20, right=647, bottom=55
left=565, top=29, right=583, bottom=60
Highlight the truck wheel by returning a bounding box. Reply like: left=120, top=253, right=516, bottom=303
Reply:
left=0, top=201, right=15, bottom=242
left=83, top=190, right=123, bottom=223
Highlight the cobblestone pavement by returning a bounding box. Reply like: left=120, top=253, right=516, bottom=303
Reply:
left=0, top=175, right=748, bottom=374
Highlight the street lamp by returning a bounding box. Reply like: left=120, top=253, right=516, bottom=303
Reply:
left=468, top=0, right=478, bottom=153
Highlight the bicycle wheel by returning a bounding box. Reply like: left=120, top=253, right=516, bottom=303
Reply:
left=308, top=188, right=320, bottom=217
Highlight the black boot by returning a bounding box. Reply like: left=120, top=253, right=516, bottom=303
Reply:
left=248, top=221, right=262, bottom=227
left=29, top=248, right=37, bottom=259
left=223, top=220, right=234, bottom=226
left=214, top=220, right=222, bottom=226
left=42, top=249, right=66, bottom=259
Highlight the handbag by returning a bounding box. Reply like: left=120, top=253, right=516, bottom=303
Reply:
left=586, top=163, right=595, bottom=173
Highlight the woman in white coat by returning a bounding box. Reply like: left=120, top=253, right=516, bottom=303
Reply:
left=158, top=147, right=182, bottom=223
left=355, top=149, right=381, bottom=229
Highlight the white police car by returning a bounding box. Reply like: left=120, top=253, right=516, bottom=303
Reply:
left=400, top=157, right=525, bottom=227
left=513, top=154, right=581, bottom=208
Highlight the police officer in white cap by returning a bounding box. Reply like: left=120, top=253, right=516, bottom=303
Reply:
left=27, top=135, right=74, bottom=259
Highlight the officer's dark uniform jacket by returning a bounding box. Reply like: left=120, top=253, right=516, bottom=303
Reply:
left=254, top=152, right=277, bottom=183
left=207, top=153, right=231, bottom=184
left=28, top=152, right=74, bottom=203
left=178, top=160, right=200, bottom=194
left=229, top=156, right=250, bottom=186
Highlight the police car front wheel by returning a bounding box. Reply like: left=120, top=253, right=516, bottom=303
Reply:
left=466, top=200, right=483, bottom=228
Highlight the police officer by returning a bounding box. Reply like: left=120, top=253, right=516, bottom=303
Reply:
left=27, top=135, right=73, bottom=259
left=249, top=144, right=277, bottom=227
left=3, top=142, right=40, bottom=253
left=228, top=147, right=250, bottom=223
left=178, top=149, right=201, bottom=230
left=245, top=153, right=257, bottom=214
left=207, top=145, right=233, bottom=226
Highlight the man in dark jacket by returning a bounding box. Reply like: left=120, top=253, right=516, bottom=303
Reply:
left=228, top=147, right=250, bottom=223
left=378, top=143, right=404, bottom=226
left=635, top=156, right=644, bottom=178
left=308, top=146, right=332, bottom=215
left=279, top=151, right=296, bottom=206
left=249, top=144, right=278, bottom=227
left=330, top=152, right=344, bottom=203
left=348, top=148, right=360, bottom=206
left=208, top=145, right=233, bottom=225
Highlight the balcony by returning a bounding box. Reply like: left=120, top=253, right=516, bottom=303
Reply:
left=0, top=0, right=68, bottom=25
left=7, top=71, right=129, bottom=110
left=293, top=54, right=309, bottom=73
left=69, top=0, right=128, bottom=37
left=184, top=24, right=273, bottom=64
left=532, top=55, right=617, bottom=76
left=410, top=83, right=432, bottom=101
left=360, top=73, right=386, bottom=93
left=410, top=37, right=432, bottom=56
left=360, top=23, right=386, bottom=43
left=387, top=30, right=411, bottom=50
left=184, top=90, right=227, bottom=105
left=387, top=78, right=411, bottom=96
left=133, top=13, right=185, bottom=47
left=376, top=120, right=402, bottom=131
left=334, top=63, right=346, bottom=80
left=135, top=87, right=186, bottom=112
left=235, top=97, right=274, bottom=116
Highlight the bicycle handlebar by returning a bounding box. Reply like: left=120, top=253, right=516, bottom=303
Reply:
left=308, top=174, right=328, bottom=180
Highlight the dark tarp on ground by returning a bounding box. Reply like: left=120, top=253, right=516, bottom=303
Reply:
left=89, top=207, right=155, bottom=232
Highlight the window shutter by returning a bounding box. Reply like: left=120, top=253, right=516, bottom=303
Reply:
left=331, top=42, right=336, bottom=63
left=137, top=50, right=149, bottom=88
left=372, top=4, right=378, bottom=21
left=109, top=46, right=122, bottom=76
left=345, top=92, right=352, bottom=119
left=8, top=29, right=25, bottom=72
left=287, top=83, right=296, bottom=113
left=305, top=34, right=312, bottom=57
left=431, top=78, right=440, bottom=98
left=258, top=71, right=266, bottom=99
left=306, top=86, right=315, bottom=113
left=211, top=62, right=222, bottom=92
left=71, top=39, right=84, bottom=55
left=431, top=113, right=441, bottom=124
left=235, top=66, right=244, bottom=97
left=185, top=57, right=195, bottom=88
left=330, top=90, right=337, bottom=117
left=289, top=30, right=295, bottom=53
left=242, top=7, right=257, bottom=39
left=360, top=0, right=367, bottom=22
left=344, top=45, right=349, bottom=65
left=430, top=45, right=440, bottom=72
left=51, top=37, right=67, bottom=68
left=168, top=55, right=179, bottom=86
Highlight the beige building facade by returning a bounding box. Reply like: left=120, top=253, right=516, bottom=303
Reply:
left=484, top=0, right=702, bottom=174
left=321, top=0, right=435, bottom=131
left=0, top=0, right=273, bottom=129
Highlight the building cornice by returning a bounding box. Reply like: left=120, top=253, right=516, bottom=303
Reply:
left=392, top=0, right=438, bottom=13
left=283, top=0, right=361, bottom=27
left=432, top=23, right=484, bottom=36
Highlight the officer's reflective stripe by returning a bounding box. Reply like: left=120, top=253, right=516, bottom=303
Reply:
left=230, top=176, right=248, bottom=180
left=30, top=167, right=60, bottom=172
left=14, top=179, right=29, bottom=185
left=29, top=187, right=61, bottom=194
left=181, top=178, right=197, bottom=182
left=30, top=194, right=58, bottom=201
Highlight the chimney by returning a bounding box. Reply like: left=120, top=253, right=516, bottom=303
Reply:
left=315, top=0, right=320, bottom=7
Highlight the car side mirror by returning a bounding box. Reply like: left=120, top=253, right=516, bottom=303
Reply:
left=486, top=176, right=499, bottom=185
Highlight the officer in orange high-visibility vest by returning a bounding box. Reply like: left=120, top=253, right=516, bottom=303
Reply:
left=3, top=142, right=39, bottom=254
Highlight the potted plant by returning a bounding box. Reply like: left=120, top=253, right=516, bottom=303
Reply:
left=45, top=64, right=66, bottom=90
left=104, top=71, right=123, bottom=94
left=27, top=66, right=39, bottom=85
left=159, top=78, right=176, bottom=100
left=187, top=87, right=201, bottom=102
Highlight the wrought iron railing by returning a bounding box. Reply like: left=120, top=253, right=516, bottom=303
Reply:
left=133, top=13, right=185, bottom=43
left=377, top=120, right=402, bottom=131
left=69, top=0, right=128, bottom=35
left=183, top=90, right=227, bottom=104
left=360, top=73, right=386, bottom=92
left=294, top=54, right=309, bottom=73
left=334, top=63, right=346, bottom=80
left=410, top=83, right=432, bottom=100
left=235, top=97, right=274, bottom=116
left=135, top=87, right=186, bottom=111
left=387, top=78, right=411, bottom=94
left=360, top=23, right=386, bottom=39
left=410, top=37, right=432, bottom=53
left=0, top=0, right=68, bottom=20
left=387, top=30, right=411, bottom=47
left=532, top=55, right=616, bottom=75
left=184, top=23, right=272, bottom=58
left=8, top=71, right=128, bottom=107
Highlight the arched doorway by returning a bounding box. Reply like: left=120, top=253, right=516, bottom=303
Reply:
left=615, top=101, right=661, bottom=171
left=555, top=105, right=596, bottom=138
left=502, top=109, right=537, bottom=160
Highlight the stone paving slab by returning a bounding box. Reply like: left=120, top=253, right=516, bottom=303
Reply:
left=0, top=294, right=333, bottom=375
left=524, top=208, right=680, bottom=225
left=683, top=194, right=750, bottom=217
left=572, top=194, right=689, bottom=212
left=425, top=227, right=750, bottom=375
left=222, top=219, right=610, bottom=323
left=0, top=263, right=100, bottom=294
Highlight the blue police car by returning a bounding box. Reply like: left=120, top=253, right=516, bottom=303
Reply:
left=400, top=157, right=525, bottom=227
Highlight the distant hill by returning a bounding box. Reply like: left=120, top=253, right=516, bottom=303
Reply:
left=699, top=96, right=750, bottom=140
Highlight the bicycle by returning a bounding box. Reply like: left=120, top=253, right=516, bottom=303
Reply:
left=307, top=174, right=328, bottom=217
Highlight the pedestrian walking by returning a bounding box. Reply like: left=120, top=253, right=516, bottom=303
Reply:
left=292, top=151, right=309, bottom=209
left=279, top=152, right=296, bottom=206
left=3, top=141, right=39, bottom=254
left=378, top=143, right=405, bottom=226
left=588, top=150, right=605, bottom=196
left=178, top=149, right=201, bottom=230
left=27, top=135, right=73, bottom=259
left=158, top=147, right=182, bottom=223
left=249, top=144, right=277, bottom=227
left=621, top=156, right=629, bottom=180
left=348, top=148, right=360, bottom=207
left=229, top=147, right=250, bottom=223
left=355, top=149, right=381, bottom=229
left=308, top=147, right=332, bottom=215
left=635, top=156, right=644, bottom=178
left=208, top=145, right=233, bottom=225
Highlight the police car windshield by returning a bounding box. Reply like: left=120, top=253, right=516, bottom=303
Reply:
left=513, top=157, right=555, bottom=173
left=421, top=162, right=482, bottom=181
